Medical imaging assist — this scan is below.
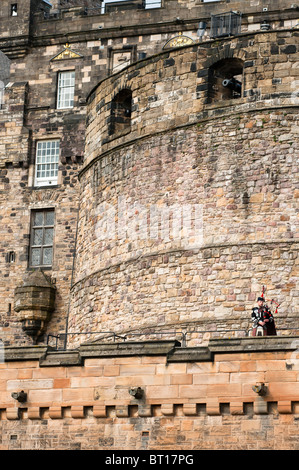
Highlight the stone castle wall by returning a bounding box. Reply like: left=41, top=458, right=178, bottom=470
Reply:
left=0, top=0, right=298, bottom=346
left=0, top=0, right=298, bottom=452
left=0, top=81, right=82, bottom=345
left=1, top=338, right=299, bottom=450
left=67, top=32, right=299, bottom=347
left=84, top=30, right=299, bottom=163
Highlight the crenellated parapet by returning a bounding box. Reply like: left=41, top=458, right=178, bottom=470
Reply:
left=1, top=337, right=299, bottom=449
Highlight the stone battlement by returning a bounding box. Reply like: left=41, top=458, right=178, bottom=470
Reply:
left=1, top=338, right=299, bottom=449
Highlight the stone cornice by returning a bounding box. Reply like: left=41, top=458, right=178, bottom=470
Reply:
left=3, top=337, right=299, bottom=366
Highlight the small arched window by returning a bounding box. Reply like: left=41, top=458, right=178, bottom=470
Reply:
left=208, top=58, right=244, bottom=103
left=109, top=89, right=132, bottom=136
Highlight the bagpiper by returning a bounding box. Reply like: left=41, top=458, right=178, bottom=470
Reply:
left=251, top=296, right=277, bottom=336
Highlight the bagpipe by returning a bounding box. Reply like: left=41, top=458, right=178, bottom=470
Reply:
left=260, top=285, right=281, bottom=316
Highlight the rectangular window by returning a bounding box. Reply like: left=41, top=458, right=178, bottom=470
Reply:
left=210, top=12, right=242, bottom=38
left=30, top=210, right=55, bottom=268
left=11, top=4, right=18, bottom=16
left=57, top=71, right=75, bottom=109
left=35, top=140, right=60, bottom=187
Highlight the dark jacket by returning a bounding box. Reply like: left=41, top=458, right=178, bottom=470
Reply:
left=251, top=306, right=276, bottom=335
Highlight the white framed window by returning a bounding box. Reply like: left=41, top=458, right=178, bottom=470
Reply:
left=35, top=140, right=60, bottom=187
left=30, top=209, right=55, bottom=268
left=57, top=71, right=75, bottom=109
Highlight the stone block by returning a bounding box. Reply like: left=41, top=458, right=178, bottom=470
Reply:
left=6, top=408, right=20, bottom=420
left=161, top=404, right=174, bottom=415
left=277, top=401, right=292, bottom=414
left=254, top=397, right=268, bottom=414
left=48, top=406, right=63, bottom=419
left=250, top=193, right=264, bottom=203
left=230, top=401, right=244, bottom=415
left=93, top=405, right=107, bottom=418
left=27, top=407, right=41, bottom=419
left=206, top=400, right=220, bottom=415
left=183, top=403, right=197, bottom=416
left=116, top=406, right=129, bottom=417
left=71, top=406, right=85, bottom=418
left=170, top=374, right=192, bottom=385
left=138, top=404, right=152, bottom=417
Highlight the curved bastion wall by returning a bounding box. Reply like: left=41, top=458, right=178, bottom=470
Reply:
left=67, top=31, right=299, bottom=347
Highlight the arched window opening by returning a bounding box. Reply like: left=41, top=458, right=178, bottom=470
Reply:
left=208, top=58, right=244, bottom=104
left=109, top=89, right=132, bottom=136
left=0, top=51, right=11, bottom=109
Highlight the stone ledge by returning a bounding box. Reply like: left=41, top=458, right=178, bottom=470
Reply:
left=167, top=347, right=212, bottom=363
left=166, top=337, right=299, bottom=362
left=3, top=346, right=48, bottom=362
left=208, top=336, right=299, bottom=354
left=1, top=400, right=298, bottom=420
left=79, top=340, right=181, bottom=359
left=39, top=350, right=83, bottom=367
left=2, top=337, right=299, bottom=366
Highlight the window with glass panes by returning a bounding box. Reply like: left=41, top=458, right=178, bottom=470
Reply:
left=35, top=140, right=60, bottom=186
left=30, top=210, right=55, bottom=267
left=57, top=71, right=75, bottom=109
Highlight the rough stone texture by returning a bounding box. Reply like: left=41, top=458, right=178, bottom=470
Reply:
left=84, top=30, right=299, bottom=163
left=68, top=32, right=299, bottom=348
left=0, top=77, right=82, bottom=346
left=0, top=0, right=298, bottom=451
left=0, top=0, right=298, bottom=348
left=1, top=338, right=299, bottom=450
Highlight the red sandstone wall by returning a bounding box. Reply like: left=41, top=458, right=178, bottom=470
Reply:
left=0, top=338, right=299, bottom=450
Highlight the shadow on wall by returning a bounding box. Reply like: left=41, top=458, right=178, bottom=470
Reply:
left=208, top=58, right=244, bottom=103
left=109, top=88, right=132, bottom=136
left=0, top=50, right=11, bottom=108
